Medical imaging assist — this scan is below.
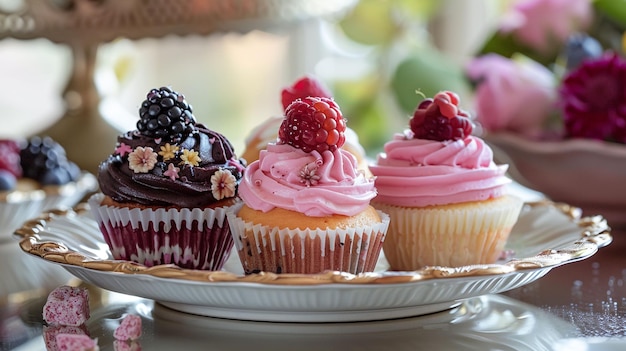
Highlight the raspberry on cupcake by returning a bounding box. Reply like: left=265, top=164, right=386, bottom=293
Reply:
left=89, top=86, right=245, bottom=270
left=369, top=91, right=523, bottom=270
left=228, top=96, right=389, bottom=275
left=240, top=76, right=370, bottom=173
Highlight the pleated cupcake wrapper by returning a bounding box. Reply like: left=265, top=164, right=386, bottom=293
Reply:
left=374, top=197, right=523, bottom=270
left=0, top=192, right=45, bottom=242
left=88, top=193, right=234, bottom=270
left=227, top=203, right=390, bottom=274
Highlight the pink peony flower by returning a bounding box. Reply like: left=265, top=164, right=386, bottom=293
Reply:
left=466, top=54, right=557, bottom=137
left=499, top=0, right=593, bottom=53
left=559, top=52, right=626, bottom=142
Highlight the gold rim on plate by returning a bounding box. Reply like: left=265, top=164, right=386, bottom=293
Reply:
left=14, top=201, right=612, bottom=286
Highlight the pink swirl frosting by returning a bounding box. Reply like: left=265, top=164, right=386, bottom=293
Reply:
left=369, top=133, right=510, bottom=207
left=239, top=143, right=376, bottom=217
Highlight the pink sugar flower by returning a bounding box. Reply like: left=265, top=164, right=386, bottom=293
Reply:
left=115, top=143, right=132, bottom=157
left=499, top=0, right=593, bottom=53
left=559, top=52, right=626, bottom=142
left=128, top=147, right=157, bottom=173
left=466, top=54, right=556, bottom=137
left=210, top=169, right=236, bottom=200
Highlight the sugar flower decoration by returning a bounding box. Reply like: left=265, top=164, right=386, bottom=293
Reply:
left=158, top=143, right=179, bottom=161
left=210, top=169, right=236, bottom=200
left=180, top=149, right=200, bottom=167
left=115, top=143, right=132, bottom=157
left=163, top=163, right=180, bottom=180
left=299, top=164, right=320, bottom=187
left=128, top=146, right=158, bottom=173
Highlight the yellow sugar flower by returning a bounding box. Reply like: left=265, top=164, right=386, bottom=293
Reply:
left=158, top=143, right=179, bottom=161
left=180, top=149, right=200, bottom=167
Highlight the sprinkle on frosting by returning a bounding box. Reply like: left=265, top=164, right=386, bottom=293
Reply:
left=211, top=169, right=237, bottom=200
left=115, top=143, right=132, bottom=157
left=163, top=163, right=180, bottom=180
left=128, top=146, right=158, bottom=173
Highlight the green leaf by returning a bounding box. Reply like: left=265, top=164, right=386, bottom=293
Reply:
left=390, top=50, right=471, bottom=114
left=477, top=32, right=556, bottom=67
left=594, top=0, right=626, bottom=28
left=333, top=78, right=392, bottom=153
left=338, top=0, right=398, bottom=46
left=393, top=0, right=440, bottom=21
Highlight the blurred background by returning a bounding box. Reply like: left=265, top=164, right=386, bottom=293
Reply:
left=0, top=0, right=509, bottom=172
left=0, top=0, right=624, bottom=173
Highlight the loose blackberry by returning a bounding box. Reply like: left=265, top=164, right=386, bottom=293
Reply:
left=137, top=87, right=196, bottom=142
left=20, top=136, right=81, bottom=185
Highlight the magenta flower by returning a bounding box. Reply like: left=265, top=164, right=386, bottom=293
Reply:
left=559, top=53, right=626, bottom=142
left=466, top=54, right=556, bottom=137
left=499, top=0, right=593, bottom=53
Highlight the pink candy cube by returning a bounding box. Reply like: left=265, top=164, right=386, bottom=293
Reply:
left=114, top=314, right=142, bottom=341
left=43, top=286, right=90, bottom=326
left=43, top=324, right=89, bottom=351
left=114, top=340, right=142, bottom=351
left=55, top=333, right=99, bottom=351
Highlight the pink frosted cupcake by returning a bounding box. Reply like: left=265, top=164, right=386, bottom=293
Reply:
left=89, top=86, right=245, bottom=270
left=369, top=91, right=523, bottom=270
left=228, top=96, right=389, bottom=274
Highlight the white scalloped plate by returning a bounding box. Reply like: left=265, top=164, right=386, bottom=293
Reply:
left=15, top=201, right=611, bottom=322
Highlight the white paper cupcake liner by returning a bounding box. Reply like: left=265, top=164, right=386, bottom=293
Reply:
left=374, top=196, right=523, bottom=270
left=0, top=189, right=46, bottom=241
left=227, top=203, right=390, bottom=274
left=88, top=193, right=234, bottom=270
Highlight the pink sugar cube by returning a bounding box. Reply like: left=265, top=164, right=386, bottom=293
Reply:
left=55, top=333, right=99, bottom=351
left=114, top=340, right=142, bottom=351
left=43, top=324, right=89, bottom=351
left=114, top=314, right=142, bottom=341
left=43, top=286, right=90, bottom=326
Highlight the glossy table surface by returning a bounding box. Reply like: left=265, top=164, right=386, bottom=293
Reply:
left=2, top=186, right=626, bottom=350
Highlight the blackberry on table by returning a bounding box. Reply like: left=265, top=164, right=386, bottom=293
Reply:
left=137, top=87, right=196, bottom=142
left=20, top=136, right=81, bottom=185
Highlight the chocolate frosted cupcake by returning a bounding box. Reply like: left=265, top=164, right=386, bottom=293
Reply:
left=89, top=86, right=245, bottom=270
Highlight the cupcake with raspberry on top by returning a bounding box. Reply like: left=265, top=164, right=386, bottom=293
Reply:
left=89, top=86, right=245, bottom=270
left=369, top=91, right=523, bottom=270
left=228, top=96, right=389, bottom=275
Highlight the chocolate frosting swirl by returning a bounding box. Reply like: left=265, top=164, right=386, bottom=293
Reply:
left=98, top=123, right=245, bottom=207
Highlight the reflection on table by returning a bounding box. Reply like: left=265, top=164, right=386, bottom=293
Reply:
left=505, top=227, right=626, bottom=338
left=5, top=291, right=575, bottom=351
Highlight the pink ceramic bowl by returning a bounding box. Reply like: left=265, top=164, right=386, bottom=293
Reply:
left=485, top=132, right=626, bottom=228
